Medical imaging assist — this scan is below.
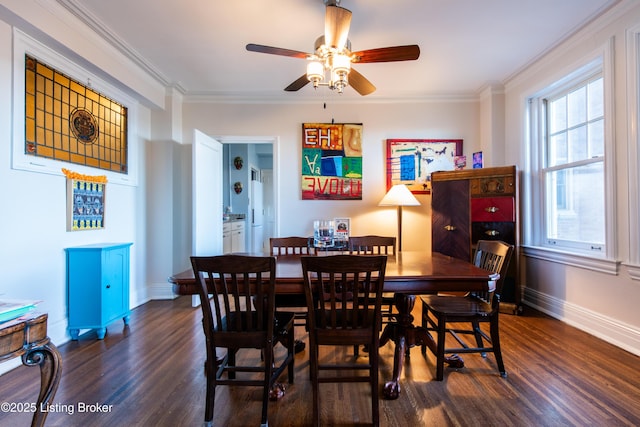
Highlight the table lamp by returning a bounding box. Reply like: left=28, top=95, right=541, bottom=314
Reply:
left=378, top=184, right=421, bottom=251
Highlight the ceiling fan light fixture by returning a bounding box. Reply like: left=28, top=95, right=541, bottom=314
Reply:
left=331, top=53, right=351, bottom=74
left=328, top=52, right=350, bottom=93
left=246, top=0, right=419, bottom=96
left=330, top=71, right=348, bottom=93
left=306, top=60, right=324, bottom=88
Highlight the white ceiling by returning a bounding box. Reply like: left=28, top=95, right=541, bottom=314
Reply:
left=57, top=0, right=618, bottom=101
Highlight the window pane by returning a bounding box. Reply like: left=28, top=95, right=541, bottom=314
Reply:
left=549, top=97, right=566, bottom=133
left=567, top=125, right=587, bottom=162
left=588, top=119, right=604, bottom=157
left=588, top=78, right=603, bottom=120
left=548, top=132, right=567, bottom=167
left=567, top=86, right=586, bottom=128
left=546, top=162, right=604, bottom=244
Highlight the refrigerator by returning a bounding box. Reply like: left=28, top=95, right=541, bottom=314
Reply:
left=251, top=180, right=264, bottom=253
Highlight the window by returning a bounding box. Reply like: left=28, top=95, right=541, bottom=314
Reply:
left=544, top=76, right=605, bottom=251
left=25, top=55, right=129, bottom=174
left=529, top=58, right=611, bottom=258
left=12, top=29, right=138, bottom=186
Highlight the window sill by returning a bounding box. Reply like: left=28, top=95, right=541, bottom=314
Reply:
left=521, top=245, right=619, bottom=275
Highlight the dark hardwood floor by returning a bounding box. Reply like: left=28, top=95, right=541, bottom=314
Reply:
left=0, top=296, right=638, bottom=426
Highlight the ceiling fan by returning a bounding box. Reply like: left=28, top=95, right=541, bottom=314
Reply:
left=246, top=0, right=420, bottom=96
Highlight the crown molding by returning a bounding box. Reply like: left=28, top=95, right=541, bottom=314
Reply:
left=183, top=90, right=480, bottom=104
left=55, top=0, right=185, bottom=94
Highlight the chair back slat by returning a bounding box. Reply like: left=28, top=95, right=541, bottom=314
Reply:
left=204, top=270, right=225, bottom=331
left=349, top=235, right=396, bottom=255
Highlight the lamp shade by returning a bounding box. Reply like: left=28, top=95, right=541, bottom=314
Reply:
left=306, top=60, right=324, bottom=82
left=378, top=184, right=420, bottom=206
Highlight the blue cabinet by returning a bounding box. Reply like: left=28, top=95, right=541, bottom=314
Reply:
left=65, top=243, right=132, bottom=340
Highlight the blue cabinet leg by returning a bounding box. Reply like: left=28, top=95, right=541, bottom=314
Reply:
left=69, top=329, right=79, bottom=340
left=96, top=328, right=106, bottom=339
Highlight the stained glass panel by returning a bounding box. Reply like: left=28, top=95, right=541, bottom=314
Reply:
left=24, top=55, right=128, bottom=174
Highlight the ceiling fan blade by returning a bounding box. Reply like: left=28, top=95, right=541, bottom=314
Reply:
left=352, top=45, right=421, bottom=63
left=246, top=43, right=309, bottom=59
left=325, top=5, right=352, bottom=49
left=348, top=68, right=376, bottom=96
left=284, top=74, right=311, bottom=92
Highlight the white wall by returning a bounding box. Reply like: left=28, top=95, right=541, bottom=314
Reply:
left=504, top=1, right=640, bottom=355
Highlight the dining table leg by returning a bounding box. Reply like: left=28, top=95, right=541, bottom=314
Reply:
left=379, top=292, right=465, bottom=399
left=379, top=293, right=434, bottom=399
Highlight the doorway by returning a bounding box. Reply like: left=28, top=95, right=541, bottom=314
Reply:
left=217, top=136, right=279, bottom=251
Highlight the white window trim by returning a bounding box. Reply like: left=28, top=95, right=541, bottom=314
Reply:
left=11, top=29, right=139, bottom=186
left=624, top=24, right=640, bottom=280
left=524, top=39, right=617, bottom=274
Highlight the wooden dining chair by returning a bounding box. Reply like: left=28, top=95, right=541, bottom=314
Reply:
left=301, top=254, right=387, bottom=427
left=349, top=235, right=397, bottom=326
left=348, top=235, right=396, bottom=255
left=420, top=240, right=514, bottom=381
left=270, top=237, right=316, bottom=331
left=190, top=254, right=295, bottom=427
left=269, top=236, right=316, bottom=256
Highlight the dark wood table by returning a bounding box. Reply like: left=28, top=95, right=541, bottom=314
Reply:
left=0, top=313, right=62, bottom=427
left=169, top=251, right=497, bottom=399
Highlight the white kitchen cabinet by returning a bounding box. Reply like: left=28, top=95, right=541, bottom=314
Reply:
left=223, top=221, right=245, bottom=253
left=223, top=224, right=231, bottom=254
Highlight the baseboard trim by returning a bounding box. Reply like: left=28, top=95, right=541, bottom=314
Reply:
left=148, top=282, right=179, bottom=300
left=523, top=287, right=640, bottom=357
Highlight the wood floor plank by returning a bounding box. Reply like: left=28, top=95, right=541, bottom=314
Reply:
left=0, top=297, right=638, bottom=426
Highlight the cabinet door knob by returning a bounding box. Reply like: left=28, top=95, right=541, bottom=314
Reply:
left=444, top=225, right=456, bottom=231
left=485, top=206, right=499, bottom=213
left=484, top=230, right=499, bottom=236
left=106, top=284, right=111, bottom=289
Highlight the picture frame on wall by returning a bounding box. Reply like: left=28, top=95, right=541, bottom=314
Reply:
left=64, top=169, right=107, bottom=231
left=385, top=139, right=463, bottom=194
left=473, top=151, right=484, bottom=168
left=301, top=123, right=363, bottom=200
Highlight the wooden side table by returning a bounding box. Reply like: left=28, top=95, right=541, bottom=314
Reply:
left=0, top=313, right=62, bottom=427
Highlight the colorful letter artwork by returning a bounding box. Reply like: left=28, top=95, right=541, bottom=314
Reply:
left=301, top=123, right=363, bottom=200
